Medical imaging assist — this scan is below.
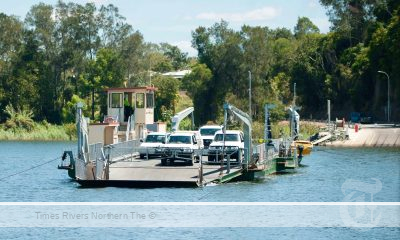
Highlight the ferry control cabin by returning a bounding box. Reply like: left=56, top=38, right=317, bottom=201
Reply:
left=88, top=86, right=166, bottom=145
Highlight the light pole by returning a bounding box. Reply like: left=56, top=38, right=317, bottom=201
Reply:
left=248, top=71, right=252, bottom=119
left=378, top=71, right=390, bottom=122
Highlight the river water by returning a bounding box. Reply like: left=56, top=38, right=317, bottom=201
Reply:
left=0, top=141, right=399, bottom=239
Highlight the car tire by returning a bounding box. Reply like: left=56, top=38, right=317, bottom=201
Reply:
left=161, top=159, right=167, bottom=166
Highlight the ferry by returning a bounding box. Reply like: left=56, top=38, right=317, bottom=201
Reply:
left=58, top=87, right=305, bottom=187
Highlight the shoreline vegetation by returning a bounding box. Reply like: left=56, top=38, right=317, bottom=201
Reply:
left=0, top=92, right=321, bottom=142
left=0, top=104, right=77, bottom=141
left=0, top=122, right=76, bottom=141
left=0, top=119, right=319, bottom=142
left=1, top=119, right=398, bottom=148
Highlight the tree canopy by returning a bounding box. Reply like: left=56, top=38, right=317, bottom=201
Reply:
left=0, top=1, right=188, bottom=123
left=0, top=0, right=399, bottom=126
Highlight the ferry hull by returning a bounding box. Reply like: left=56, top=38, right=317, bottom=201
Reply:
left=77, top=179, right=198, bottom=188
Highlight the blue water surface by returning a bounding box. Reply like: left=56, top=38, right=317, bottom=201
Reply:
left=0, top=141, right=398, bottom=239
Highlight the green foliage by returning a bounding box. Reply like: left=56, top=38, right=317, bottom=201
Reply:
left=178, top=118, right=193, bottom=131
left=0, top=122, right=73, bottom=141
left=252, top=121, right=265, bottom=140
left=268, top=73, right=292, bottom=104
left=160, top=107, right=174, bottom=128
left=268, top=121, right=320, bottom=141
left=0, top=0, right=399, bottom=133
left=4, top=104, right=35, bottom=131
left=62, top=95, right=87, bottom=123
left=299, top=122, right=321, bottom=140
left=191, top=20, right=327, bottom=124
left=152, top=75, right=181, bottom=122
left=294, top=17, right=320, bottom=38
left=175, top=91, right=193, bottom=113
left=64, top=123, right=77, bottom=141
left=0, top=2, right=190, bottom=125
left=160, top=43, right=189, bottom=70
left=253, top=120, right=319, bottom=141
left=269, top=103, right=287, bottom=122
left=182, top=63, right=213, bottom=124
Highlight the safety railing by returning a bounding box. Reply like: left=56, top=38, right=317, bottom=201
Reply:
left=253, top=142, right=277, bottom=166
left=200, top=148, right=242, bottom=165
left=277, top=138, right=295, bottom=158
left=104, top=139, right=141, bottom=162
left=75, top=157, right=87, bottom=180
left=89, top=142, right=104, bottom=162
left=95, top=157, right=106, bottom=180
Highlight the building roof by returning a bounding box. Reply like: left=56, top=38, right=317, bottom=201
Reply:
left=199, top=125, right=222, bottom=129
left=106, top=86, right=157, bottom=92
left=162, top=70, right=191, bottom=79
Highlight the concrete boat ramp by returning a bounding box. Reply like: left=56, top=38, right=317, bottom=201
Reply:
left=77, top=158, right=243, bottom=188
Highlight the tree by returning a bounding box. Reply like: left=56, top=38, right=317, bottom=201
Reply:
left=291, top=33, right=326, bottom=116
left=182, top=63, right=212, bottom=125
left=120, top=31, right=145, bottom=87
left=5, top=30, right=40, bottom=115
left=25, top=3, right=63, bottom=122
left=0, top=13, right=23, bottom=68
left=81, top=47, right=124, bottom=120
left=0, top=13, right=24, bottom=121
left=319, top=0, right=380, bottom=46
left=192, top=20, right=245, bottom=122
left=160, top=43, right=188, bottom=70
left=152, top=75, right=180, bottom=122
left=241, top=25, right=275, bottom=120
left=294, top=17, right=320, bottom=38
left=98, top=4, right=132, bottom=48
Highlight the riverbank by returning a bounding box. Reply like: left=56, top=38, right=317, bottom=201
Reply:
left=326, top=125, right=400, bottom=148
left=0, top=123, right=76, bottom=141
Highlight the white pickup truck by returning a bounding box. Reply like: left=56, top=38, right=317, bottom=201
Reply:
left=138, top=132, right=170, bottom=159
left=158, top=132, right=203, bottom=166
left=199, top=125, right=222, bottom=148
left=208, top=130, right=244, bottom=162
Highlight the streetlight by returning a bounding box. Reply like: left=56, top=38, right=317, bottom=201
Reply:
left=248, top=71, right=252, bottom=119
left=377, top=71, right=390, bottom=122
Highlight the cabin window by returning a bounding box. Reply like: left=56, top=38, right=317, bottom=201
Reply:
left=146, top=93, right=154, bottom=108
left=110, top=93, right=122, bottom=108
left=136, top=93, right=144, bottom=108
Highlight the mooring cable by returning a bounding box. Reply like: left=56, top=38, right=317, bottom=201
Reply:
left=0, top=156, right=61, bottom=181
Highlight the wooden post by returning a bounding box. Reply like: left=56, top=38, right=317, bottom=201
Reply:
left=328, top=100, right=331, bottom=130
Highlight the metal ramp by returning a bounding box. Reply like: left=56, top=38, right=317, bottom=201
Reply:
left=312, top=132, right=332, bottom=145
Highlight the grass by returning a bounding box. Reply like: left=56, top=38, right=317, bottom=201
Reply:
left=252, top=120, right=321, bottom=141
left=176, top=91, right=193, bottom=113
left=172, top=91, right=194, bottom=130
left=0, top=122, right=77, bottom=141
